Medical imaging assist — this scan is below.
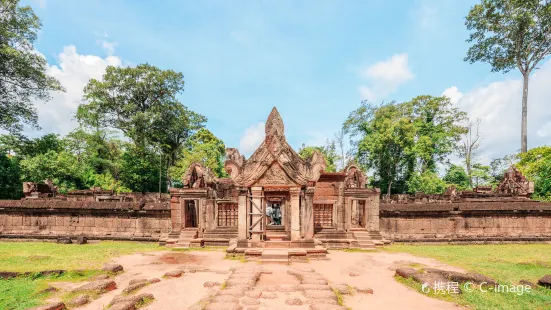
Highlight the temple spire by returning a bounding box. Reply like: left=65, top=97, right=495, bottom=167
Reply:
left=265, top=107, right=284, bottom=136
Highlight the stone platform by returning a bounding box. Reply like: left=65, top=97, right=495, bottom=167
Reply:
left=226, top=246, right=328, bottom=263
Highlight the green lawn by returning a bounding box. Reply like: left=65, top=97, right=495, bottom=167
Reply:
left=0, top=241, right=163, bottom=310
left=385, top=244, right=551, bottom=310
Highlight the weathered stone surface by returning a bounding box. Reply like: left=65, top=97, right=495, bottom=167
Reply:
left=412, top=273, right=448, bottom=286
left=298, top=284, right=332, bottom=291
left=72, top=279, right=116, bottom=294
left=285, top=297, right=303, bottom=306
left=129, top=278, right=147, bottom=286
left=164, top=270, right=183, bottom=278
left=395, top=267, right=418, bottom=279
left=333, top=284, right=353, bottom=295
left=300, top=277, right=327, bottom=285
left=538, top=275, right=551, bottom=288
left=203, top=281, right=221, bottom=287
left=303, top=290, right=337, bottom=300
left=27, top=302, right=66, bottom=310
left=245, top=290, right=262, bottom=298
left=37, top=285, right=58, bottom=294
left=123, top=281, right=149, bottom=294
left=278, top=284, right=298, bottom=292
left=309, top=303, right=346, bottom=310
left=56, top=237, right=72, bottom=244
left=75, top=236, right=88, bottom=244
left=219, top=287, right=247, bottom=297
left=356, top=287, right=374, bottom=294
left=109, top=293, right=154, bottom=308
left=213, top=295, right=239, bottom=303
left=149, top=278, right=161, bottom=284
left=68, top=295, right=90, bottom=307
left=466, top=273, right=497, bottom=285
left=102, top=263, right=123, bottom=273
left=240, top=297, right=260, bottom=305
left=260, top=291, right=277, bottom=299
left=349, top=272, right=360, bottom=277
left=204, top=302, right=242, bottom=310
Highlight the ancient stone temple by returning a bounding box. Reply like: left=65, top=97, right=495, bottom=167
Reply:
left=167, top=107, right=382, bottom=253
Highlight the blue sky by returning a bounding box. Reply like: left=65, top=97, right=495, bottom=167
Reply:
left=24, top=0, right=551, bottom=163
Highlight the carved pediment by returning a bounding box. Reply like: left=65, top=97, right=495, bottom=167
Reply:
left=225, top=107, right=327, bottom=187
left=254, top=163, right=298, bottom=186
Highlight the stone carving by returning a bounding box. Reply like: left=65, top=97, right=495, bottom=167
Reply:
left=495, top=166, right=534, bottom=197
left=225, top=107, right=327, bottom=187
left=255, top=163, right=297, bottom=186
left=344, top=164, right=367, bottom=188
left=182, top=162, right=217, bottom=189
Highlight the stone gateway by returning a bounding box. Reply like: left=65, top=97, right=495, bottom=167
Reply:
left=167, top=107, right=382, bottom=250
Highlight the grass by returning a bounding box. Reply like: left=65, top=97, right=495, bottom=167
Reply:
left=385, top=244, right=551, bottom=310
left=0, top=241, right=163, bottom=310
left=0, top=241, right=162, bottom=272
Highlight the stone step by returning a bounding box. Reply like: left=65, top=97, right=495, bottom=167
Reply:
left=264, top=241, right=291, bottom=248
left=260, top=258, right=289, bottom=264
left=261, top=250, right=288, bottom=260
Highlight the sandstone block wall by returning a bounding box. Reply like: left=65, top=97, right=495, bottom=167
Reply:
left=0, top=200, right=170, bottom=240
left=380, top=202, right=551, bottom=242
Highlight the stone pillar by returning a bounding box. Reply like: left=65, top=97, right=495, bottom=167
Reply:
left=237, top=188, right=248, bottom=240
left=181, top=199, right=187, bottom=229
left=250, top=187, right=263, bottom=242
left=197, top=199, right=204, bottom=233
left=290, top=187, right=301, bottom=241
left=303, top=187, right=315, bottom=239
left=345, top=198, right=352, bottom=231
left=363, top=199, right=369, bottom=229
left=369, top=193, right=380, bottom=232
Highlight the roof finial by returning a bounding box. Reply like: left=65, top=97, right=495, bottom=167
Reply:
left=265, top=107, right=284, bottom=136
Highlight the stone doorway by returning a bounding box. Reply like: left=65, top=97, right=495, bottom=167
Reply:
left=351, top=200, right=366, bottom=228
left=266, top=201, right=283, bottom=227
left=184, top=200, right=198, bottom=228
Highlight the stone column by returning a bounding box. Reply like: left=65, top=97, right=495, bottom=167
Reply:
left=303, top=187, right=315, bottom=239
left=250, top=187, right=263, bottom=242
left=181, top=199, right=187, bottom=229
left=345, top=198, right=352, bottom=231
left=369, top=193, right=380, bottom=232
left=237, top=188, right=247, bottom=240
left=363, top=199, right=369, bottom=229
left=290, top=187, right=301, bottom=241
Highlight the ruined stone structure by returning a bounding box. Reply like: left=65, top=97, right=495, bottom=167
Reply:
left=167, top=108, right=381, bottom=251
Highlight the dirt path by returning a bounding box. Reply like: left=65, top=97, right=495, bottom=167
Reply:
left=59, top=250, right=464, bottom=310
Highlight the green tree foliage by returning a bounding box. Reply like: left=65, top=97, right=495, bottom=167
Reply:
left=298, top=141, right=339, bottom=172
left=405, top=95, right=468, bottom=173
left=119, top=146, right=167, bottom=193
left=0, top=0, right=64, bottom=133
left=0, top=154, right=22, bottom=199
left=344, top=96, right=466, bottom=195
left=471, top=163, right=493, bottom=187
left=517, top=146, right=551, bottom=201
left=407, top=171, right=448, bottom=194
left=170, top=128, right=227, bottom=185
left=77, top=64, right=201, bottom=152
left=443, top=164, right=471, bottom=190
left=465, top=0, right=551, bottom=153
left=19, top=150, right=83, bottom=193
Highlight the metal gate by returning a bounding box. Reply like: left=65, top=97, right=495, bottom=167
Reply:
left=217, top=203, right=238, bottom=227
left=313, top=203, right=333, bottom=228
left=247, top=190, right=265, bottom=240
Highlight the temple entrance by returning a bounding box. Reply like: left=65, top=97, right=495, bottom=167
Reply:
left=184, top=200, right=197, bottom=228
left=351, top=200, right=366, bottom=228
left=266, top=202, right=283, bottom=226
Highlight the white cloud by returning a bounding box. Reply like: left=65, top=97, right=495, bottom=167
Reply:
left=441, top=86, right=463, bottom=104
left=32, top=0, right=47, bottom=9
left=444, top=59, right=551, bottom=163
left=29, top=45, right=122, bottom=136
left=358, top=53, right=414, bottom=100
left=239, top=122, right=265, bottom=156
left=98, top=40, right=118, bottom=56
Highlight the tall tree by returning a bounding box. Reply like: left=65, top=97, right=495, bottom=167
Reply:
left=465, top=0, right=551, bottom=153
left=405, top=95, right=468, bottom=173
left=344, top=101, right=416, bottom=195
left=457, top=119, right=482, bottom=187
left=0, top=0, right=64, bottom=133
left=77, top=64, right=201, bottom=153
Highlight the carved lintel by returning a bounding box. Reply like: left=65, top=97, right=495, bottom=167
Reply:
left=289, top=187, right=301, bottom=198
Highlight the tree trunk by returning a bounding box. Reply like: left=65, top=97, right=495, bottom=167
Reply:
left=521, top=73, right=529, bottom=153
left=386, top=180, right=392, bottom=197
